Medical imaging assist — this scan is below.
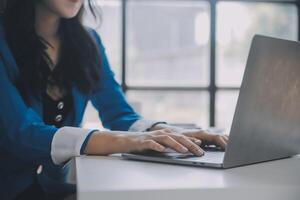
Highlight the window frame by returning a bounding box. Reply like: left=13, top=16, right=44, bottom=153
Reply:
left=117, top=0, right=300, bottom=127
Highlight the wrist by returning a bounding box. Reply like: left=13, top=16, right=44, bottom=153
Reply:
left=148, top=122, right=168, bottom=131
left=84, top=131, right=127, bottom=155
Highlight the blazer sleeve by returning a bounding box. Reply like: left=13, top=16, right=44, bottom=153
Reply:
left=0, top=58, right=58, bottom=166
left=89, top=30, right=142, bottom=131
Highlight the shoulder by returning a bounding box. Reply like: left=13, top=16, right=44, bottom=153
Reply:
left=84, top=26, right=106, bottom=52
left=85, top=26, right=97, bottom=36
left=85, top=27, right=102, bottom=44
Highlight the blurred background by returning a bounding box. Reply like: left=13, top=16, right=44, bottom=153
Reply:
left=82, top=0, right=298, bottom=130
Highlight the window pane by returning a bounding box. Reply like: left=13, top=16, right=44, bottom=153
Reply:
left=127, top=1, right=210, bottom=87
left=216, top=91, right=239, bottom=130
left=216, top=3, right=298, bottom=87
left=82, top=102, right=104, bottom=129
left=83, top=0, right=122, bottom=83
left=127, top=91, right=209, bottom=128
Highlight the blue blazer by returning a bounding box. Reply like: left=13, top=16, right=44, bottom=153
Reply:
left=0, top=22, right=141, bottom=199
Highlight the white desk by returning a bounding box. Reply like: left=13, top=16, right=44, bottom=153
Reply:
left=74, top=155, right=300, bottom=200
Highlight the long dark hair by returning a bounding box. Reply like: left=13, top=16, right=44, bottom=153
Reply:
left=3, top=0, right=102, bottom=95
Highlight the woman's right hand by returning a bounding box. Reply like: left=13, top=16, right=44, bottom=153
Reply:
left=84, top=129, right=205, bottom=156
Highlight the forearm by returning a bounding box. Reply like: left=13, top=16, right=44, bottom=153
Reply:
left=83, top=131, right=132, bottom=155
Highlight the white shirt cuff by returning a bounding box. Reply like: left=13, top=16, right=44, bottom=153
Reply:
left=51, top=126, right=95, bottom=165
left=128, top=119, right=165, bottom=132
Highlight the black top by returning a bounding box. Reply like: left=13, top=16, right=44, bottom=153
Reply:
left=41, top=61, right=73, bottom=128
left=43, top=92, right=72, bottom=128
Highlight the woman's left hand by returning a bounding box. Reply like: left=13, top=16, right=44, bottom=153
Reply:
left=150, top=124, right=229, bottom=151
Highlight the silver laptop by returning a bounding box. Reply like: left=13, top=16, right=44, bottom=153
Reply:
left=122, top=35, right=300, bottom=169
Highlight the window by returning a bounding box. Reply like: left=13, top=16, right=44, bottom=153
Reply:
left=127, top=91, right=209, bottom=127
left=127, top=1, right=210, bottom=87
left=82, top=0, right=299, bottom=130
left=216, top=2, right=298, bottom=128
left=126, top=0, right=211, bottom=127
left=217, top=2, right=298, bottom=87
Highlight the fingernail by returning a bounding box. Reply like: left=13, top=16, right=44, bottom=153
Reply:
left=197, top=149, right=205, bottom=156
left=158, top=146, right=165, bottom=152
left=195, top=140, right=202, bottom=145
left=181, top=147, right=189, bottom=153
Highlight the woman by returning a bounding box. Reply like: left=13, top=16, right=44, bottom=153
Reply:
left=0, top=0, right=228, bottom=199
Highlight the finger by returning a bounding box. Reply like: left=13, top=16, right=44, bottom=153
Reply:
left=184, top=130, right=215, bottom=143
left=220, top=137, right=227, bottom=149
left=174, top=135, right=204, bottom=156
left=222, top=135, right=229, bottom=143
left=188, top=137, right=202, bottom=146
left=213, top=135, right=227, bottom=149
left=141, top=140, right=165, bottom=152
left=189, top=130, right=229, bottom=147
left=153, top=135, right=189, bottom=154
left=183, top=129, right=229, bottom=149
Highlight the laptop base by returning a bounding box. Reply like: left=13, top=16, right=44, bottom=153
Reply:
left=122, top=150, right=225, bottom=169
